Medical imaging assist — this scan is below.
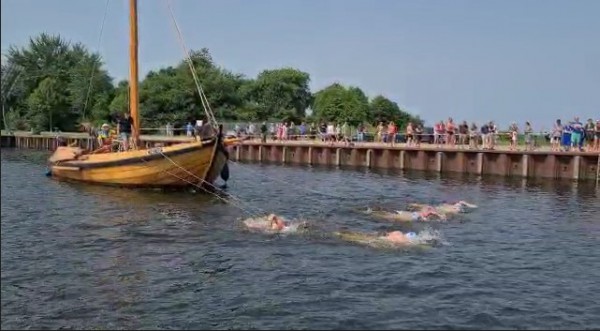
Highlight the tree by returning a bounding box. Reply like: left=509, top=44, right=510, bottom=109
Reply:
left=1, top=62, right=26, bottom=130
left=312, top=83, right=369, bottom=125
left=369, top=95, right=423, bottom=128
left=4, top=33, right=114, bottom=130
left=136, top=48, right=249, bottom=127
left=26, top=77, right=69, bottom=132
left=3, top=33, right=425, bottom=131
left=250, top=68, right=312, bottom=121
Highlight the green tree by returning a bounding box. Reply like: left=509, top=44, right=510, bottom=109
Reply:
left=250, top=68, right=312, bottom=122
left=108, top=80, right=129, bottom=119
left=312, top=83, right=369, bottom=125
left=3, top=33, right=425, bottom=132
left=369, top=95, right=423, bottom=128
left=4, top=33, right=114, bottom=130
left=25, top=77, right=69, bottom=132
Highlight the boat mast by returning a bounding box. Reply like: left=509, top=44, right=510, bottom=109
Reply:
left=129, top=0, right=140, bottom=146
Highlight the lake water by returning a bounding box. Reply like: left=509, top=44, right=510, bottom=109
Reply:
left=1, top=149, right=599, bottom=330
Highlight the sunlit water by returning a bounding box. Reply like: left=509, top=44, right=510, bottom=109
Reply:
left=1, top=149, right=599, bottom=330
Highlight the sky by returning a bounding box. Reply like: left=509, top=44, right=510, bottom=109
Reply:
left=1, top=0, right=599, bottom=128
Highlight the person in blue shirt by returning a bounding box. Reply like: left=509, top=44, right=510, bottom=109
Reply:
left=185, top=122, right=194, bottom=137
left=299, top=122, right=306, bottom=139
left=570, top=117, right=584, bottom=151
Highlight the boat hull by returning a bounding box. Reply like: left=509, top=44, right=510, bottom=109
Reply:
left=49, top=138, right=224, bottom=189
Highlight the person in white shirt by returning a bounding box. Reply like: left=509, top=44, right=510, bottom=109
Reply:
left=326, top=123, right=335, bottom=143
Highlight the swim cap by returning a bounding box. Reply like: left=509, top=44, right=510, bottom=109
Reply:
left=406, top=232, right=417, bottom=239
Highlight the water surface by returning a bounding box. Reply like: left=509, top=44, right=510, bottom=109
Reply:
left=1, top=149, right=599, bottom=329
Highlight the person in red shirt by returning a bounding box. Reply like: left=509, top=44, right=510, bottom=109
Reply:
left=387, top=121, right=397, bottom=146
left=446, top=118, right=456, bottom=147
left=434, top=121, right=445, bottom=148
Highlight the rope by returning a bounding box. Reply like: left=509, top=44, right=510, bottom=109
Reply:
left=81, top=0, right=111, bottom=120
left=153, top=150, right=266, bottom=217
left=158, top=151, right=261, bottom=212
left=140, top=155, right=262, bottom=218
left=164, top=0, right=218, bottom=130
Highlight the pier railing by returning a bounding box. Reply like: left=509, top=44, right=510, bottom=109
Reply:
left=2, top=129, right=598, bottom=181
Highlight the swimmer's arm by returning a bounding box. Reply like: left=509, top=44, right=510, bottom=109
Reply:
left=457, top=201, right=477, bottom=208
left=407, top=203, right=425, bottom=210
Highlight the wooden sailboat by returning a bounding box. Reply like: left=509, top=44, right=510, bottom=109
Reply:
left=47, top=0, right=234, bottom=189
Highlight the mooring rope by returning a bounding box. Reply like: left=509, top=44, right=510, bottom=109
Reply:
left=144, top=151, right=266, bottom=218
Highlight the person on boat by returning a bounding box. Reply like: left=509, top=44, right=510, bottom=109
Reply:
left=408, top=200, right=478, bottom=215
left=364, top=206, right=446, bottom=222
left=93, top=123, right=114, bottom=154
left=117, top=112, right=134, bottom=150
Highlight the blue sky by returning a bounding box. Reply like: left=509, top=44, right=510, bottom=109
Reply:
left=2, top=0, right=598, bottom=128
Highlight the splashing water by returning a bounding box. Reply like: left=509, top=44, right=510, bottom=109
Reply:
left=242, top=216, right=305, bottom=235
left=409, top=227, right=447, bottom=246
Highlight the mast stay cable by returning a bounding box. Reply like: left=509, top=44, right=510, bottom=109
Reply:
left=165, top=0, right=218, bottom=130
left=81, top=0, right=111, bottom=121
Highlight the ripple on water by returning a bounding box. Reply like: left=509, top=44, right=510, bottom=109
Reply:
left=2, top=150, right=600, bottom=329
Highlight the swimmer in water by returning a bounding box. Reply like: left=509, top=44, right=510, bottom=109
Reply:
left=408, top=200, right=477, bottom=215
left=335, top=230, right=419, bottom=246
left=364, top=206, right=447, bottom=222
left=243, top=213, right=308, bottom=233
left=267, top=213, right=286, bottom=231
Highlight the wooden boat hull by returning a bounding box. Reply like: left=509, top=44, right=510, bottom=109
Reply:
left=49, top=137, right=226, bottom=189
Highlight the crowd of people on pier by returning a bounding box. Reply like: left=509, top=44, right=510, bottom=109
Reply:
left=92, top=115, right=599, bottom=153
left=242, top=200, right=478, bottom=248
left=223, top=116, right=600, bottom=152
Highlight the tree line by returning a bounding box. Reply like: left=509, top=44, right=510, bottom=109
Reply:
left=1, top=33, right=422, bottom=133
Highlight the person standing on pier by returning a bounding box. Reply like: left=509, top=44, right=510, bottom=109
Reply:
left=248, top=123, right=256, bottom=139
left=376, top=122, right=385, bottom=143
left=260, top=121, right=268, bottom=143
left=570, top=117, right=584, bottom=151
left=299, top=122, right=307, bottom=140
left=388, top=121, right=397, bottom=146
left=357, top=123, right=365, bottom=143
left=593, top=120, right=600, bottom=152
left=551, top=119, right=563, bottom=152
left=524, top=121, right=534, bottom=151
left=457, top=121, right=469, bottom=148
left=584, top=118, right=595, bottom=151
left=434, top=121, right=445, bottom=148
left=414, top=124, right=423, bottom=147
left=469, top=122, right=479, bottom=149
left=445, top=118, right=456, bottom=147
left=405, top=122, right=414, bottom=147
left=341, top=122, right=351, bottom=146
left=509, top=122, right=519, bottom=151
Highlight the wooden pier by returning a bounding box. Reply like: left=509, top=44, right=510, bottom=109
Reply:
left=231, top=140, right=600, bottom=181
left=2, top=132, right=599, bottom=181
left=0, top=131, right=193, bottom=150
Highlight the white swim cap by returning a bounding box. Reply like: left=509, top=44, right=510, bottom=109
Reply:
left=406, top=232, right=417, bottom=239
